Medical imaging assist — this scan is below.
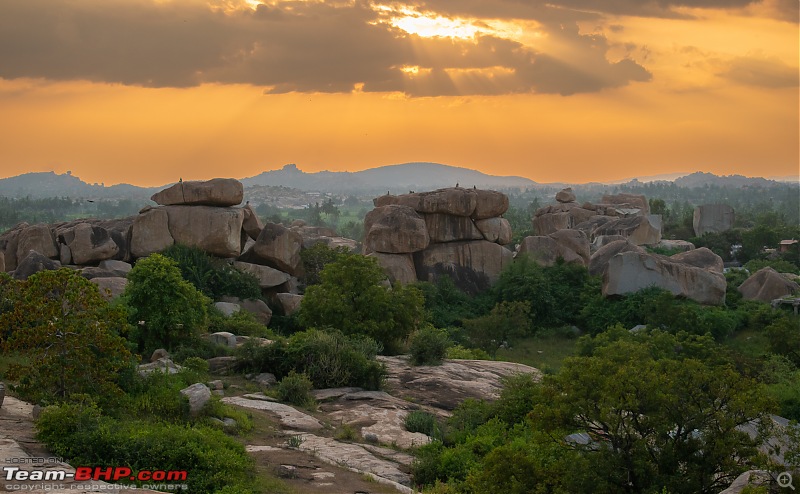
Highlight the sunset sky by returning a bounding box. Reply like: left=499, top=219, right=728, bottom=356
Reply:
left=0, top=0, right=797, bottom=186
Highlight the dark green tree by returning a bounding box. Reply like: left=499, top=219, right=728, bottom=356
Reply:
left=298, top=255, right=426, bottom=352
left=123, top=254, right=210, bottom=353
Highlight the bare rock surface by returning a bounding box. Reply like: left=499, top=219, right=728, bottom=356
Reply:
left=693, top=204, right=735, bottom=236
left=603, top=251, right=726, bottom=305
left=738, top=267, right=800, bottom=303
left=90, top=276, right=128, bottom=300
left=670, top=247, right=723, bottom=273
left=378, top=356, right=541, bottom=411
left=165, top=205, right=244, bottom=258
left=369, top=252, right=418, bottom=284
left=364, top=205, right=430, bottom=254
left=130, top=207, right=173, bottom=258
left=222, top=396, right=323, bottom=431
left=233, top=261, right=291, bottom=288
left=414, top=240, right=513, bottom=294
left=423, top=213, right=482, bottom=243
left=374, top=188, right=477, bottom=217
left=252, top=222, right=303, bottom=273
left=474, top=217, right=512, bottom=244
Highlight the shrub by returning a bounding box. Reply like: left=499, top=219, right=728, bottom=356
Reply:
left=36, top=404, right=256, bottom=493
left=276, top=371, right=315, bottom=407
left=208, top=308, right=271, bottom=338
left=405, top=410, right=441, bottom=438
left=300, top=243, right=353, bottom=286
left=161, top=244, right=261, bottom=299
left=409, top=326, right=452, bottom=366
left=462, top=301, right=531, bottom=356
left=445, top=345, right=491, bottom=360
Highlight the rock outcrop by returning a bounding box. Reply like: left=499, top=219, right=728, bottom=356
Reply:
left=603, top=251, right=726, bottom=305
left=164, top=205, right=244, bottom=258
left=693, top=204, right=734, bottom=236
left=151, top=178, right=243, bottom=207
left=251, top=222, right=304, bottom=274
left=738, top=267, right=800, bottom=303
left=517, top=229, right=590, bottom=267
left=534, top=189, right=661, bottom=246
left=365, top=188, right=511, bottom=291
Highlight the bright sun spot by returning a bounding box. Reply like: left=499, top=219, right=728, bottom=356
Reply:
left=392, top=13, right=480, bottom=39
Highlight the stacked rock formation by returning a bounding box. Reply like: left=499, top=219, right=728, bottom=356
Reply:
left=364, top=187, right=513, bottom=294
left=532, top=188, right=661, bottom=247
left=0, top=178, right=355, bottom=321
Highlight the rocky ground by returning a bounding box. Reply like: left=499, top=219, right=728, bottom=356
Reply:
left=1, top=356, right=540, bottom=494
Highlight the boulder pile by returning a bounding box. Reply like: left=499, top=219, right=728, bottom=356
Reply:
left=0, top=178, right=365, bottom=319
left=364, top=187, right=513, bottom=293
left=531, top=188, right=661, bottom=247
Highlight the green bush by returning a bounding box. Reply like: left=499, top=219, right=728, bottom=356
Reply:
left=36, top=403, right=256, bottom=493
left=446, top=345, right=491, bottom=360
left=405, top=410, right=441, bottom=438
left=208, top=307, right=271, bottom=338
left=300, top=242, right=353, bottom=286
left=161, top=244, right=261, bottom=299
left=463, top=301, right=532, bottom=356
left=409, top=326, right=452, bottom=366
left=123, top=254, right=210, bottom=353
left=257, top=329, right=386, bottom=390
left=298, top=255, right=427, bottom=353
left=276, top=371, right=316, bottom=407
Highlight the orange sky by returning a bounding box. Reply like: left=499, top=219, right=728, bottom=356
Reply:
left=0, top=0, right=797, bottom=186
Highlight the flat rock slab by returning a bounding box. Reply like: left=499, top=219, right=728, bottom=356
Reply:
left=310, top=387, right=364, bottom=402
left=378, top=356, right=541, bottom=410
left=290, top=433, right=413, bottom=491
left=222, top=396, right=323, bottom=431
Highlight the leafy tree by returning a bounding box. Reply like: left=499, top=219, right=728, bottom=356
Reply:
left=300, top=242, right=353, bottom=286
left=1, top=269, right=134, bottom=404
left=534, top=328, right=773, bottom=494
left=161, top=243, right=261, bottom=299
left=298, top=254, right=426, bottom=352
left=463, top=301, right=531, bottom=356
left=123, top=254, right=210, bottom=353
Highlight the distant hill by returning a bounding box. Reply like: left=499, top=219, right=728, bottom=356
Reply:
left=240, top=163, right=537, bottom=193
left=673, top=172, right=784, bottom=188
left=0, top=171, right=156, bottom=199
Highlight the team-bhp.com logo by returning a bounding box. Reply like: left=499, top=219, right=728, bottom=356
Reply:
left=4, top=465, right=188, bottom=491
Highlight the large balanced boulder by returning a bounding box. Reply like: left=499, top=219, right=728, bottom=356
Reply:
left=165, top=206, right=244, bottom=258
left=233, top=261, right=291, bottom=289
left=414, top=240, right=513, bottom=294
left=670, top=247, right=723, bottom=273
left=63, top=223, right=119, bottom=265
left=603, top=251, right=726, bottom=305
left=693, top=204, right=735, bottom=236
left=369, top=252, right=418, bottom=284
left=592, top=215, right=661, bottom=246
left=472, top=189, right=509, bottom=219
left=474, top=217, right=512, bottom=244
left=130, top=208, right=174, bottom=258
left=424, top=214, right=482, bottom=243
left=364, top=205, right=429, bottom=254
left=556, top=188, right=577, bottom=203
left=375, top=188, right=477, bottom=217
left=252, top=222, right=303, bottom=273
left=16, top=224, right=58, bottom=261
left=738, top=267, right=800, bottom=303
left=241, top=203, right=264, bottom=240
left=516, top=229, right=590, bottom=267
left=151, top=178, right=243, bottom=207
left=588, top=239, right=644, bottom=276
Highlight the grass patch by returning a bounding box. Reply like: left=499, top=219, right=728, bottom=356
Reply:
left=494, top=335, right=579, bottom=373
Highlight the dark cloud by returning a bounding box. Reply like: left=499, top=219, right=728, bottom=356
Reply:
left=0, top=0, right=652, bottom=96
left=717, top=56, right=799, bottom=88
